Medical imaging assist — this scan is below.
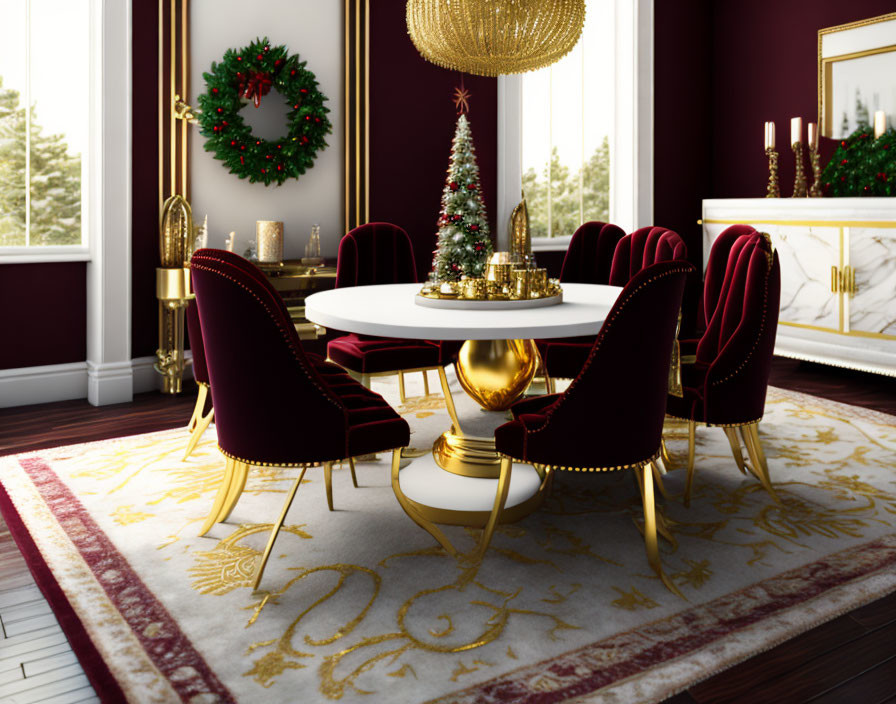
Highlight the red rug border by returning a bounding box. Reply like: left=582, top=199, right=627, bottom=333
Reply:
left=0, top=479, right=127, bottom=704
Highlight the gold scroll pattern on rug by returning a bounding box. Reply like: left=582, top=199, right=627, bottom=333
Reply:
left=32, top=382, right=896, bottom=701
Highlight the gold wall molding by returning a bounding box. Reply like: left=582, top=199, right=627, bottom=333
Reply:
left=345, top=0, right=369, bottom=233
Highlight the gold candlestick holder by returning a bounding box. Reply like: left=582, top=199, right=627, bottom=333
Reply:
left=765, top=147, right=780, bottom=198
left=792, top=142, right=808, bottom=197
left=809, top=146, right=823, bottom=197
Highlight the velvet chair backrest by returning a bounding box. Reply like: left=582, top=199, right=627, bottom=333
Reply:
left=697, top=233, right=781, bottom=423
left=559, top=221, right=626, bottom=284
left=191, top=249, right=349, bottom=465
left=700, top=224, right=757, bottom=330
left=185, top=300, right=209, bottom=385
left=535, top=260, right=692, bottom=468
left=608, top=226, right=688, bottom=286
left=335, top=222, right=418, bottom=288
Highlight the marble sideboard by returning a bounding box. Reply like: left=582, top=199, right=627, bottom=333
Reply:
left=702, top=198, right=896, bottom=376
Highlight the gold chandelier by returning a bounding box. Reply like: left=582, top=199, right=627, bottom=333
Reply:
left=406, top=0, right=586, bottom=77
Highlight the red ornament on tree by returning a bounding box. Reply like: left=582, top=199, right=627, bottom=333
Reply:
left=449, top=182, right=459, bottom=191
left=466, top=183, right=476, bottom=190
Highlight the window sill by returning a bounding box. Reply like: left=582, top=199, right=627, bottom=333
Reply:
left=0, top=248, right=91, bottom=264
left=531, top=235, right=572, bottom=252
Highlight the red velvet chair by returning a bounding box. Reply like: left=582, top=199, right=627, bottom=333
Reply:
left=607, top=226, right=688, bottom=286
left=492, top=260, right=693, bottom=597
left=665, top=231, right=781, bottom=506
left=538, top=222, right=625, bottom=388
left=183, top=301, right=214, bottom=460
left=327, top=222, right=460, bottom=404
left=190, top=248, right=410, bottom=589
left=543, top=225, right=688, bottom=391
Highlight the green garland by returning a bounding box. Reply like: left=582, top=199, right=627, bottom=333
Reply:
left=820, top=125, right=896, bottom=197
left=196, top=37, right=331, bottom=186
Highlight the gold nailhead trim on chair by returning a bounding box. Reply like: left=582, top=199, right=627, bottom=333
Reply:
left=498, top=449, right=661, bottom=473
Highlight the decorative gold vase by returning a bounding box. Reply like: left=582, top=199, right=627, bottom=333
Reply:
left=455, top=339, right=538, bottom=411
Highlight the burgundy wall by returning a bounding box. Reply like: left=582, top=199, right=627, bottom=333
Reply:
left=131, top=0, right=161, bottom=360
left=709, top=1, right=895, bottom=200
left=368, top=1, right=498, bottom=282
left=0, top=263, right=86, bottom=369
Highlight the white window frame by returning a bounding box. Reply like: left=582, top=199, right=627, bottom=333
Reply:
left=497, top=0, right=654, bottom=252
left=0, top=0, right=94, bottom=264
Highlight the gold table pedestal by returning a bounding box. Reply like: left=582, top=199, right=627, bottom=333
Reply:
left=432, top=338, right=538, bottom=480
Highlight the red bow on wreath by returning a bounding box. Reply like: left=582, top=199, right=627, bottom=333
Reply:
left=236, top=70, right=273, bottom=107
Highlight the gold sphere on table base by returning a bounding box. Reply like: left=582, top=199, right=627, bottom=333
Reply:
left=433, top=338, right=539, bottom=479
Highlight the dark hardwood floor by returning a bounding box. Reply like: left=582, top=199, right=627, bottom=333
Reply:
left=1, top=359, right=894, bottom=703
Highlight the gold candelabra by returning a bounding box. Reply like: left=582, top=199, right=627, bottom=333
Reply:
left=809, top=146, right=823, bottom=197
left=155, top=195, right=195, bottom=394
left=765, top=147, right=780, bottom=198
left=792, top=142, right=808, bottom=197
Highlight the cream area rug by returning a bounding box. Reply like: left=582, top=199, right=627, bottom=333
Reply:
left=1, top=370, right=895, bottom=704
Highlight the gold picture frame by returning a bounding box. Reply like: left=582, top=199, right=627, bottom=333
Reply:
left=818, top=12, right=896, bottom=139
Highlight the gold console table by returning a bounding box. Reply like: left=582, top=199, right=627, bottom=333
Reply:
left=257, top=261, right=337, bottom=339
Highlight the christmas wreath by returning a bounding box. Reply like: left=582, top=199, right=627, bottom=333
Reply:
left=196, top=37, right=331, bottom=186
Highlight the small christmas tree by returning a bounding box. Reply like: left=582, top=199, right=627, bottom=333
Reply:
left=430, top=110, right=492, bottom=281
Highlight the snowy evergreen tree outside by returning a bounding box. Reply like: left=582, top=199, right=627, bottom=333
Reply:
left=430, top=113, right=493, bottom=281
left=0, top=76, right=82, bottom=247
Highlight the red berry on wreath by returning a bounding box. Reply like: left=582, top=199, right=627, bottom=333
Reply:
left=315, top=117, right=320, bottom=123
left=257, top=54, right=263, bottom=61
left=277, top=144, right=282, bottom=149
left=237, top=56, right=243, bottom=61
left=240, top=156, right=244, bottom=165
left=264, top=45, right=269, bottom=52
left=841, top=176, right=846, bottom=182
left=256, top=140, right=261, bottom=145
left=470, top=224, right=479, bottom=231
left=293, top=104, right=300, bottom=109
left=230, top=140, right=236, bottom=145
left=300, top=88, right=307, bottom=93
left=266, top=154, right=272, bottom=160
left=841, top=140, right=847, bottom=147
left=240, top=145, right=245, bottom=151
left=261, top=168, right=266, bottom=173
left=291, top=70, right=296, bottom=76
left=841, top=159, right=848, bottom=165
left=305, top=115, right=311, bottom=121
left=277, top=165, right=282, bottom=171
left=212, top=88, right=218, bottom=94
left=217, top=107, right=223, bottom=113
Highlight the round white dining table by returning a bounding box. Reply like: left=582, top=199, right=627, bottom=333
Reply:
left=304, top=282, right=622, bottom=554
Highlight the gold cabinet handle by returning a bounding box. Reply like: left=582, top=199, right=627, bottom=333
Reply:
left=831, top=265, right=839, bottom=293
left=847, top=266, right=857, bottom=295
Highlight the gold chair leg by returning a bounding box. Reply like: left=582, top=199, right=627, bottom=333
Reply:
left=218, top=461, right=249, bottom=523
left=723, top=427, right=747, bottom=474
left=186, top=383, right=208, bottom=432
left=183, top=407, right=215, bottom=460
left=253, top=466, right=308, bottom=591
left=683, top=420, right=697, bottom=507
left=390, top=448, right=457, bottom=556
left=634, top=462, right=676, bottom=548
left=650, top=460, right=669, bottom=500
left=438, top=365, right=463, bottom=435
left=475, top=456, right=513, bottom=561
left=324, top=461, right=334, bottom=511
left=422, top=370, right=430, bottom=396
left=639, top=464, right=684, bottom=598
left=398, top=371, right=407, bottom=404
left=660, top=435, right=673, bottom=470
left=741, top=424, right=780, bottom=503
left=347, top=456, right=358, bottom=488
left=199, top=457, right=235, bottom=536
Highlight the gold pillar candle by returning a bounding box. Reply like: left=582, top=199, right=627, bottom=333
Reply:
left=256, top=220, right=284, bottom=264
left=790, top=117, right=802, bottom=145
left=512, top=268, right=531, bottom=299
left=488, top=262, right=514, bottom=288
left=529, top=268, right=549, bottom=296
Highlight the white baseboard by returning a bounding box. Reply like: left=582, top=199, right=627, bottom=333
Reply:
left=0, top=353, right=195, bottom=409
left=0, top=362, right=89, bottom=409
left=87, top=360, right=134, bottom=406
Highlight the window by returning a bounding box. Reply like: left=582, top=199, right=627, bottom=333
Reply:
left=521, top=0, right=612, bottom=240
left=498, top=0, right=653, bottom=250
left=0, top=0, right=90, bottom=256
